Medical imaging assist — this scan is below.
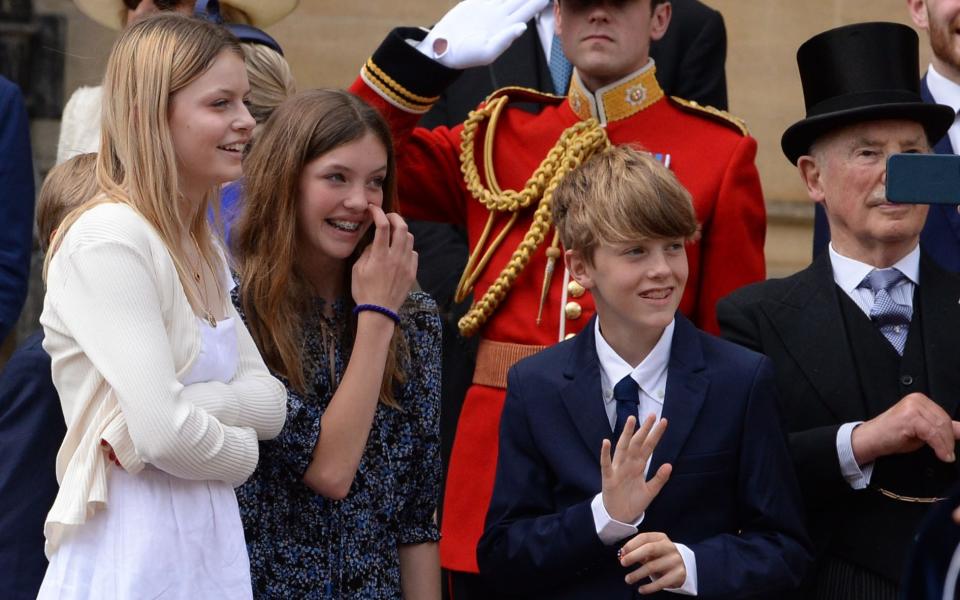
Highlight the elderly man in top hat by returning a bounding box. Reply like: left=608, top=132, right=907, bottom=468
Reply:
left=57, top=0, right=297, bottom=164
left=718, top=22, right=960, bottom=600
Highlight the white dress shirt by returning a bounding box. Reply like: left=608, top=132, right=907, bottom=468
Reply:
left=589, top=318, right=698, bottom=595
left=535, top=2, right=556, bottom=64
left=924, top=63, right=960, bottom=152
left=828, top=243, right=920, bottom=489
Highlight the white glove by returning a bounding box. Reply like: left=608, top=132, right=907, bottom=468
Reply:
left=418, top=0, right=550, bottom=69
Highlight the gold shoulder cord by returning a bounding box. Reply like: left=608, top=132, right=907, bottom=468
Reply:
left=454, top=95, right=610, bottom=337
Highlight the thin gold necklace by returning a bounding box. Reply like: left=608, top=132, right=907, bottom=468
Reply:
left=189, top=232, right=221, bottom=328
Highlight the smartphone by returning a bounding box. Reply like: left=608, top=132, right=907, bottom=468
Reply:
left=887, top=153, right=960, bottom=205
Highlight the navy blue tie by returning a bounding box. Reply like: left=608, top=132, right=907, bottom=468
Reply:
left=613, top=374, right=640, bottom=441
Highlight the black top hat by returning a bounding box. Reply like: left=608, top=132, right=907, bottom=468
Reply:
left=781, top=22, right=955, bottom=164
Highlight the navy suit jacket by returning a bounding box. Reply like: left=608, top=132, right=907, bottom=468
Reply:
left=0, top=76, right=35, bottom=341
left=477, top=315, right=810, bottom=599
left=813, top=76, right=960, bottom=271
left=0, top=331, right=64, bottom=599
left=918, top=76, right=960, bottom=273
left=899, top=481, right=960, bottom=600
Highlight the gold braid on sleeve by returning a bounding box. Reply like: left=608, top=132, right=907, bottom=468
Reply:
left=454, top=94, right=610, bottom=337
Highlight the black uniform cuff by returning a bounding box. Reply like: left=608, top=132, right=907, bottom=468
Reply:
left=362, top=27, right=462, bottom=112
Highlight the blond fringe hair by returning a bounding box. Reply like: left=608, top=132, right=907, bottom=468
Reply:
left=241, top=42, right=295, bottom=131
left=232, top=89, right=408, bottom=408
left=45, top=14, right=242, bottom=317
left=551, top=145, right=699, bottom=264
left=37, top=153, right=100, bottom=254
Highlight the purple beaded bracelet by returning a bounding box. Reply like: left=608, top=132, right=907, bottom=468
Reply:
left=352, top=303, right=400, bottom=325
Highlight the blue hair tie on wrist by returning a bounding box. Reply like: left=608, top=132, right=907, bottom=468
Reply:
left=353, top=304, right=401, bottom=325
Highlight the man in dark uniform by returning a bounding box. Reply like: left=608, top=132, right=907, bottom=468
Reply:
left=719, top=22, right=960, bottom=600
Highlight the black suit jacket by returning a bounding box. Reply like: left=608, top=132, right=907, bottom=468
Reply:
left=717, top=252, right=960, bottom=584
left=650, top=0, right=728, bottom=110
left=478, top=315, right=810, bottom=599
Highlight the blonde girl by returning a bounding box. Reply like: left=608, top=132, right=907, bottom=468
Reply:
left=38, top=14, right=285, bottom=598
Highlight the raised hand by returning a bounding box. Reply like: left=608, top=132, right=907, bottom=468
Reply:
left=600, top=414, right=671, bottom=524
left=851, top=392, right=960, bottom=466
left=351, top=205, right=418, bottom=314
left=419, top=0, right=551, bottom=69
left=620, top=531, right=687, bottom=595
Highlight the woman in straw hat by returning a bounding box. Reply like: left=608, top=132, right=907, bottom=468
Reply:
left=56, top=0, right=297, bottom=164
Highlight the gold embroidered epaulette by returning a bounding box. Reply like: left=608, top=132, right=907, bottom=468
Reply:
left=482, top=86, right=567, bottom=108
left=669, top=96, right=749, bottom=136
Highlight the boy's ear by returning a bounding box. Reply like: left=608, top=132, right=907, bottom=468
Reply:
left=564, top=248, right=594, bottom=289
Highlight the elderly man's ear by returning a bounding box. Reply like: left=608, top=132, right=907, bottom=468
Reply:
left=796, top=155, right=827, bottom=205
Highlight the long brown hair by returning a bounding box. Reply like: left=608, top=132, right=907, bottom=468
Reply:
left=233, top=89, right=407, bottom=406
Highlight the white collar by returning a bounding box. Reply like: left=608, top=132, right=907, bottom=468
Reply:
left=536, top=2, right=557, bottom=56
left=594, top=317, right=673, bottom=406
left=926, top=63, right=960, bottom=114
left=828, top=242, right=921, bottom=294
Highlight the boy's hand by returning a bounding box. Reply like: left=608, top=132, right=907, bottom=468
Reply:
left=600, top=415, right=671, bottom=524
left=620, top=532, right=687, bottom=594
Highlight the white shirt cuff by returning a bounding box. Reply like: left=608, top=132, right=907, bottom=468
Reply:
left=837, top=421, right=874, bottom=489
left=655, top=543, right=697, bottom=595
left=591, top=493, right=643, bottom=545
left=414, top=37, right=448, bottom=60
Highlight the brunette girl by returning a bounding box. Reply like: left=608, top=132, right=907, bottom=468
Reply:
left=233, top=89, right=441, bottom=599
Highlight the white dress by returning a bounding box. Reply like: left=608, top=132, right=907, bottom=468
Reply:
left=38, top=317, right=253, bottom=599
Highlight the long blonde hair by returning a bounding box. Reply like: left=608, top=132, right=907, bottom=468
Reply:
left=241, top=42, right=295, bottom=131
left=47, top=14, right=242, bottom=313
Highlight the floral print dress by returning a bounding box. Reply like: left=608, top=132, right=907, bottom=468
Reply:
left=235, top=292, right=442, bottom=599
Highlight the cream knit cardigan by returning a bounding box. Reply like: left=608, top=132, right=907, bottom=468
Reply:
left=41, top=203, right=286, bottom=557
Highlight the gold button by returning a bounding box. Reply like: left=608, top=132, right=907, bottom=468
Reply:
left=567, top=280, right=585, bottom=298
left=565, top=301, right=582, bottom=320
left=564, top=333, right=576, bottom=340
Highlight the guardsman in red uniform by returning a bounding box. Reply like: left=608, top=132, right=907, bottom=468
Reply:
left=349, top=0, right=766, bottom=591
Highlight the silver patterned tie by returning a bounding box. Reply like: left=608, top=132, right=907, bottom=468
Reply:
left=860, top=268, right=912, bottom=355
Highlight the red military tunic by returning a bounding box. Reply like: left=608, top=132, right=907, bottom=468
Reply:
left=350, top=29, right=766, bottom=573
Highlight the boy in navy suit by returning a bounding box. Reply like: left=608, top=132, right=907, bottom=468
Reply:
left=477, top=146, right=810, bottom=598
